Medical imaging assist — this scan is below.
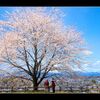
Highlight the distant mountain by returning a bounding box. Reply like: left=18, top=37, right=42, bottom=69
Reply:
left=0, top=73, right=9, bottom=78
left=1, top=70, right=100, bottom=78
left=76, top=71, right=100, bottom=76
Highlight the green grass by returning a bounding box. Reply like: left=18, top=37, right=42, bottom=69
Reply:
left=0, top=92, right=88, bottom=94
left=0, top=90, right=100, bottom=94
left=0, top=90, right=72, bottom=94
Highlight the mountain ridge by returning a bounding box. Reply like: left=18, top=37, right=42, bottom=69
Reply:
left=76, top=71, right=100, bottom=76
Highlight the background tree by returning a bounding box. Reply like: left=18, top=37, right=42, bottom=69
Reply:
left=91, top=79, right=97, bottom=84
left=0, top=7, right=87, bottom=90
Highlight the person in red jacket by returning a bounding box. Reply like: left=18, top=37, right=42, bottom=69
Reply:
left=51, top=78, right=56, bottom=93
left=44, top=79, right=49, bottom=92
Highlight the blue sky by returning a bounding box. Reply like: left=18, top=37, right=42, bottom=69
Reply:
left=0, top=7, right=100, bottom=72
left=60, top=7, right=100, bottom=72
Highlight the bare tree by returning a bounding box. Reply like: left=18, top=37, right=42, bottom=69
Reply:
left=0, top=7, right=86, bottom=90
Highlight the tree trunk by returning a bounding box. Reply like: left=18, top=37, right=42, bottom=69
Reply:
left=32, top=79, right=38, bottom=91
left=33, top=83, right=38, bottom=91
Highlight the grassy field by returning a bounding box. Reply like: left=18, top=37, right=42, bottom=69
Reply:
left=0, top=89, right=100, bottom=94
left=0, top=91, right=98, bottom=94
left=0, top=90, right=79, bottom=94
left=0, top=91, right=69, bottom=94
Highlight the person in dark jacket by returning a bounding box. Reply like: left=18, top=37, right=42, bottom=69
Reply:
left=51, top=79, right=56, bottom=93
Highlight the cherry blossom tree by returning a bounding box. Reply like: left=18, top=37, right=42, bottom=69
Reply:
left=0, top=7, right=86, bottom=90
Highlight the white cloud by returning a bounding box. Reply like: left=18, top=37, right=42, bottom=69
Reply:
left=82, top=50, right=93, bottom=56
left=83, top=64, right=89, bottom=67
left=93, top=60, right=100, bottom=66
left=50, top=70, right=59, bottom=73
left=81, top=60, right=100, bottom=72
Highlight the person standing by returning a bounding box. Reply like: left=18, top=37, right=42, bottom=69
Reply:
left=44, top=79, right=49, bottom=92
left=51, top=79, right=56, bottom=93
